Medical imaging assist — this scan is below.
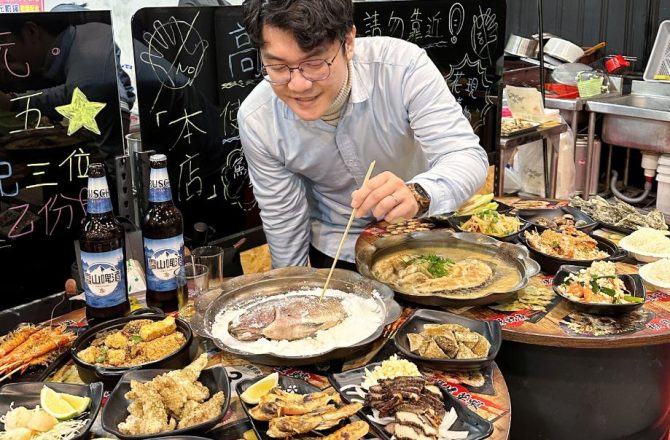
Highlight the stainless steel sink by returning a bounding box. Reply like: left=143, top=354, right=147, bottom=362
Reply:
left=586, top=88, right=670, bottom=153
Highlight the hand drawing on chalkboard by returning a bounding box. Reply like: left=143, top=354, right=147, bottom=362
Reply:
left=140, top=12, right=210, bottom=112
left=448, top=3, right=464, bottom=44
left=471, top=7, right=498, bottom=61
left=221, top=147, right=255, bottom=211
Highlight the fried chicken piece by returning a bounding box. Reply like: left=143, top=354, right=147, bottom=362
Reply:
left=76, top=346, right=99, bottom=363
left=140, top=316, right=177, bottom=342
left=119, top=381, right=176, bottom=435
left=177, top=391, right=225, bottom=429
left=149, top=373, right=210, bottom=417
left=106, top=348, right=127, bottom=366
left=104, top=332, right=128, bottom=349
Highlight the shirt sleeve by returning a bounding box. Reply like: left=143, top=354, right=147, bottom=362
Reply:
left=239, top=113, right=311, bottom=268
left=401, top=48, right=489, bottom=215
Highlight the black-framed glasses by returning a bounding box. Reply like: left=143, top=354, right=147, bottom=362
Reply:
left=261, top=40, right=345, bottom=85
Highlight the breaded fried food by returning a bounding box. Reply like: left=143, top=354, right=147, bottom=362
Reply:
left=104, top=332, right=128, bottom=349
left=117, top=354, right=224, bottom=435
left=76, top=346, right=99, bottom=364
left=140, top=316, right=177, bottom=342
left=177, top=391, right=225, bottom=429
left=135, top=332, right=186, bottom=362
left=119, top=381, right=177, bottom=435
left=107, top=348, right=127, bottom=366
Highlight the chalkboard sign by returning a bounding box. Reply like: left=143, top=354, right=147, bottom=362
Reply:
left=132, top=7, right=262, bottom=242
left=132, top=1, right=504, bottom=243
left=0, top=11, right=125, bottom=307
left=353, top=0, right=505, bottom=155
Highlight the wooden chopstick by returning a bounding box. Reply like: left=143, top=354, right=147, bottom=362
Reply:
left=319, top=160, right=376, bottom=301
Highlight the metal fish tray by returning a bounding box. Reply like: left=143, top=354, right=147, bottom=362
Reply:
left=189, top=267, right=401, bottom=366
left=356, top=230, right=541, bottom=307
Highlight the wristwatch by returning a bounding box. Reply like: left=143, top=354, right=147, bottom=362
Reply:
left=406, top=183, right=431, bottom=216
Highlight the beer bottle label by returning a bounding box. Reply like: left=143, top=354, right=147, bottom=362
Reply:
left=81, top=248, right=127, bottom=308
left=148, top=167, right=172, bottom=203
left=86, top=177, right=113, bottom=214
left=144, top=235, right=184, bottom=291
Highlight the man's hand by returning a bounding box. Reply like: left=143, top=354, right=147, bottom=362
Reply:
left=351, top=171, right=419, bottom=222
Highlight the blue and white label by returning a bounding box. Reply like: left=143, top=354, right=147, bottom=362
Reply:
left=86, top=176, right=112, bottom=214
left=148, top=167, right=173, bottom=203
left=144, top=235, right=184, bottom=291
left=81, top=248, right=126, bottom=308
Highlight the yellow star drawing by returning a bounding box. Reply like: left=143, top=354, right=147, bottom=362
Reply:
left=55, top=87, right=107, bottom=136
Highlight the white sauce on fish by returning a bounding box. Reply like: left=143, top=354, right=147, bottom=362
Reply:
left=211, top=288, right=384, bottom=356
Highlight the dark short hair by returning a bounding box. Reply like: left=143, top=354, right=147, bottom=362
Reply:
left=243, top=0, right=354, bottom=51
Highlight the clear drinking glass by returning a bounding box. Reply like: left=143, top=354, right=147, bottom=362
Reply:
left=192, top=245, right=225, bottom=289
left=175, top=263, right=209, bottom=317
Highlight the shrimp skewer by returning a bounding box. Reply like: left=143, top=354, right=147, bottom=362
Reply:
left=0, top=325, right=76, bottom=382
left=0, top=325, right=38, bottom=358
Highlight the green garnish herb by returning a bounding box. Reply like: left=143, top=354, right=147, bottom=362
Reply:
left=130, top=335, right=142, bottom=344
left=410, top=254, right=454, bottom=278
left=623, top=295, right=644, bottom=303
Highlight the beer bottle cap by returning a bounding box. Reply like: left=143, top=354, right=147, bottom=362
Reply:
left=150, top=154, right=167, bottom=162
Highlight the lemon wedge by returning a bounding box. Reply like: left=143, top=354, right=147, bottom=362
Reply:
left=58, top=392, right=91, bottom=415
left=240, top=372, right=279, bottom=404
left=243, top=429, right=259, bottom=440
left=40, top=386, right=77, bottom=421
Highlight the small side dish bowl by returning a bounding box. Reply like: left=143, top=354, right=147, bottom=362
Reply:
left=639, top=259, right=670, bottom=294
left=519, top=206, right=597, bottom=233
left=552, top=265, right=646, bottom=315
left=393, top=309, right=501, bottom=370
left=0, top=381, right=104, bottom=440
left=448, top=212, right=530, bottom=242
left=520, top=227, right=626, bottom=274
left=101, top=366, right=230, bottom=440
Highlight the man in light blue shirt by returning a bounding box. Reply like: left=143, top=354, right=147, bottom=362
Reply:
left=238, top=0, right=488, bottom=269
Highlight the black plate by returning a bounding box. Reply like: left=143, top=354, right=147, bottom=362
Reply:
left=237, top=374, right=373, bottom=440
left=102, top=366, right=230, bottom=439
left=0, top=381, right=104, bottom=440
left=520, top=227, right=627, bottom=274
left=71, top=308, right=195, bottom=389
left=329, top=364, right=493, bottom=440
left=552, top=265, right=646, bottom=315
left=518, top=206, right=598, bottom=233
left=448, top=213, right=530, bottom=242
left=393, top=309, right=501, bottom=370
left=597, top=221, right=635, bottom=235
left=511, top=198, right=569, bottom=215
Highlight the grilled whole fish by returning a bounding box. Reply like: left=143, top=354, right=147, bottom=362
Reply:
left=228, top=296, right=346, bottom=342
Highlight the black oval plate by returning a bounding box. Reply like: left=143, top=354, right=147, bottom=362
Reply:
left=448, top=213, right=530, bottom=242
left=518, top=206, right=597, bottom=233
left=237, top=374, right=376, bottom=440
left=0, top=381, right=104, bottom=440
left=393, top=309, right=501, bottom=371
left=329, top=364, right=493, bottom=440
left=520, top=227, right=626, bottom=274
left=552, top=265, right=646, bottom=315
left=102, top=366, right=230, bottom=439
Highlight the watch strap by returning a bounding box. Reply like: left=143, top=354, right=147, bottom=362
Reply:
left=407, top=183, right=431, bottom=216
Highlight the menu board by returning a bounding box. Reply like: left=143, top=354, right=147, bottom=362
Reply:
left=0, top=11, right=125, bottom=307
left=131, top=7, right=262, bottom=242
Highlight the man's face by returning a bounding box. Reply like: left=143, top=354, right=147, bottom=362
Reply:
left=260, top=25, right=354, bottom=121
